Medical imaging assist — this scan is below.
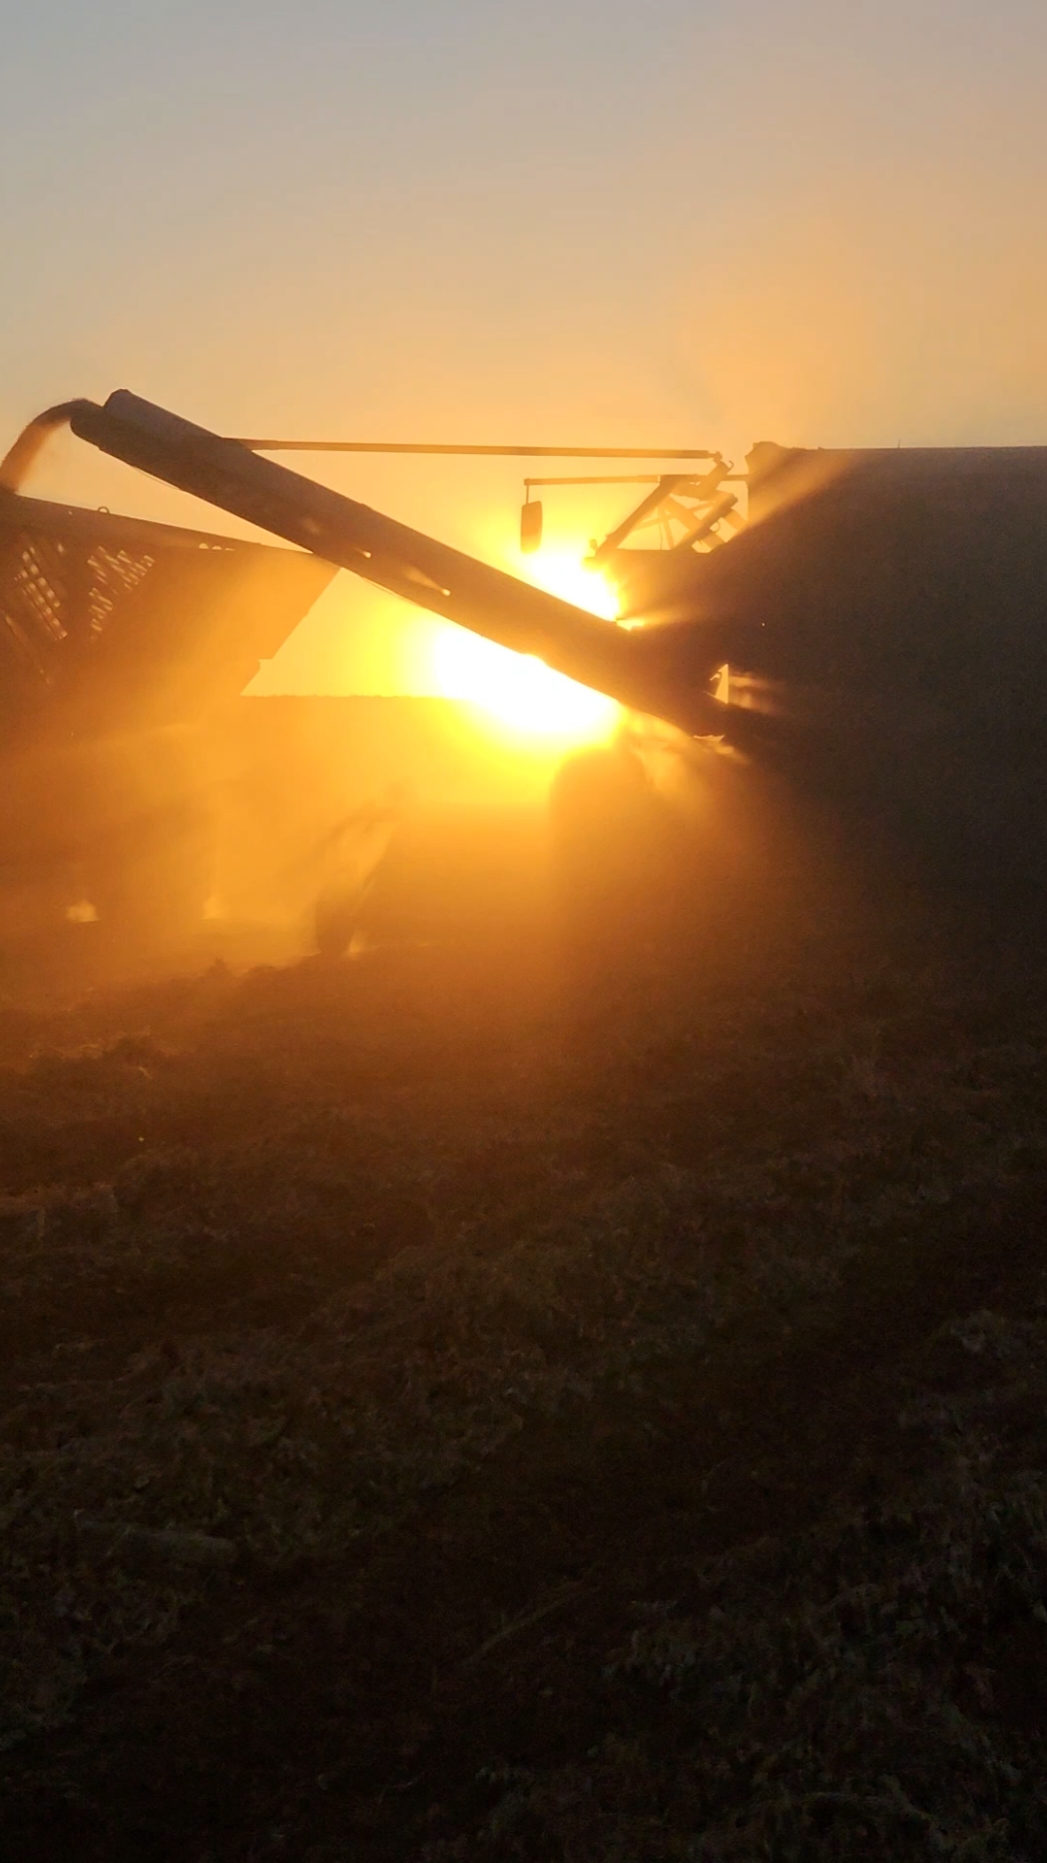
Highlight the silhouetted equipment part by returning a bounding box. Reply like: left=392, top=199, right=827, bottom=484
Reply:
left=311, top=795, right=402, bottom=959
left=602, top=439, right=1047, bottom=879
left=0, top=400, right=337, bottom=738
left=519, top=473, right=693, bottom=557
left=0, top=419, right=338, bottom=939
left=0, top=492, right=336, bottom=737
left=550, top=740, right=661, bottom=909
left=231, top=439, right=722, bottom=460
left=520, top=495, right=543, bottom=554
left=585, top=462, right=742, bottom=564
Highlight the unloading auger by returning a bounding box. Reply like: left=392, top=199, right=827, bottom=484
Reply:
left=62, top=390, right=726, bottom=737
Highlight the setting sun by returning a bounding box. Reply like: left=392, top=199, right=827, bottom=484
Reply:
left=429, top=550, right=621, bottom=746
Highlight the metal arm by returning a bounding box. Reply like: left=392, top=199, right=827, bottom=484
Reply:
left=69, top=391, right=723, bottom=735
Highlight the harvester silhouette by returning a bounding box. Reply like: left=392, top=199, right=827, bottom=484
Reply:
left=3, top=391, right=1047, bottom=954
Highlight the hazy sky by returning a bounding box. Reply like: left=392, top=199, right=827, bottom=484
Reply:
left=4, top=1, right=1047, bottom=688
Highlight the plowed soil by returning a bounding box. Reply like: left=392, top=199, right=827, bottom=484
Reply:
left=3, top=792, right=1047, bottom=1861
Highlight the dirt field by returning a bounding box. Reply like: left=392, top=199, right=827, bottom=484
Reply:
left=2, top=775, right=1047, bottom=1861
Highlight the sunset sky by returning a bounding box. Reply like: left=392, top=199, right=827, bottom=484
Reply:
left=4, top=1, right=1047, bottom=692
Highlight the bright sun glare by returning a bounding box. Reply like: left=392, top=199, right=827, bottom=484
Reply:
left=430, top=550, right=621, bottom=746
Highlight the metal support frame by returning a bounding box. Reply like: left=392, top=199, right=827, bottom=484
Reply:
left=522, top=475, right=664, bottom=490
left=231, top=439, right=721, bottom=460
left=587, top=464, right=743, bottom=564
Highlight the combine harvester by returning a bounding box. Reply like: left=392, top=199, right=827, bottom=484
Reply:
left=2, top=390, right=1047, bottom=959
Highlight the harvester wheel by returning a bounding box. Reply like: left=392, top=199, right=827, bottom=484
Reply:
left=313, top=878, right=371, bottom=959
left=549, top=740, right=679, bottom=958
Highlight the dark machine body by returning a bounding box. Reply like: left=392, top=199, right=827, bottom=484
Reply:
left=605, top=440, right=1047, bottom=877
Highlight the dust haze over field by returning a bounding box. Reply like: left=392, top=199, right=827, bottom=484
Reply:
left=5, top=732, right=1047, bottom=1859
left=5, top=566, right=1047, bottom=1859
left=5, top=0, right=1047, bottom=1856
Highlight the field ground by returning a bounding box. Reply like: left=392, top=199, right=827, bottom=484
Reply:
left=2, top=773, right=1047, bottom=1861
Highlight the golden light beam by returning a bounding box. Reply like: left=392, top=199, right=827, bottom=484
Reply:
left=428, top=549, right=621, bottom=747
